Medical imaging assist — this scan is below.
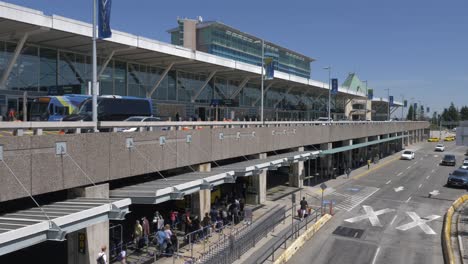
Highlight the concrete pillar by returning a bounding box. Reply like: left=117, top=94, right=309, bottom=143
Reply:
left=289, top=147, right=304, bottom=188
left=251, top=153, right=267, bottom=204
left=320, top=143, right=333, bottom=178
left=192, top=163, right=211, bottom=218
left=68, top=184, right=109, bottom=264
left=342, top=139, right=353, bottom=169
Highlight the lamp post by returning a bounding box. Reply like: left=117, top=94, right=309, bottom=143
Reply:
left=254, top=39, right=265, bottom=123
left=91, top=0, right=98, bottom=132
left=384, top=88, right=390, bottom=121
left=323, top=66, right=331, bottom=122
left=362, top=80, right=368, bottom=121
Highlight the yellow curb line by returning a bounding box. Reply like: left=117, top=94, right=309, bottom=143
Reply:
left=273, top=214, right=332, bottom=264
left=443, top=194, right=468, bottom=264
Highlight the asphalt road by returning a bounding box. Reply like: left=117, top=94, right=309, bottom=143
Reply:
left=289, top=141, right=467, bottom=264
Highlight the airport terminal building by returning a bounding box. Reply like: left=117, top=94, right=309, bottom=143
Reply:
left=0, top=2, right=396, bottom=122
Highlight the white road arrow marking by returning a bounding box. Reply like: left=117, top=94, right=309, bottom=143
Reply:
left=386, top=180, right=392, bottom=185
left=396, top=212, right=440, bottom=235
left=345, top=205, right=395, bottom=227
left=429, top=190, right=440, bottom=196
left=394, top=186, right=404, bottom=192
left=397, top=172, right=403, bottom=176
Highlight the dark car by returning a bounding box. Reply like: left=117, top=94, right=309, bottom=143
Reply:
left=447, top=169, right=468, bottom=187
left=441, top=154, right=457, bottom=166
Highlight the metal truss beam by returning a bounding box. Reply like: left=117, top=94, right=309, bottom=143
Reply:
left=252, top=82, right=275, bottom=106
left=229, top=77, right=250, bottom=99
left=191, top=70, right=217, bottom=102
left=146, top=62, right=175, bottom=98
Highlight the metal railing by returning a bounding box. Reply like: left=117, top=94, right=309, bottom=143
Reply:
left=198, top=205, right=287, bottom=264
left=254, top=208, right=321, bottom=264
left=0, top=120, right=429, bottom=136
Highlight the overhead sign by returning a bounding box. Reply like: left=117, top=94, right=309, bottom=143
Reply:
left=331, top=78, right=338, bottom=95
left=98, top=0, right=112, bottom=39
left=264, top=57, right=275, bottom=80
left=367, top=89, right=373, bottom=100
left=389, top=96, right=394, bottom=106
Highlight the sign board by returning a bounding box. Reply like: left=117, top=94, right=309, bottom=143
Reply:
left=78, top=232, right=86, bottom=254
left=320, top=183, right=327, bottom=191
left=331, top=78, right=338, bottom=95
left=456, top=122, right=468, bottom=146
left=244, top=208, right=253, bottom=223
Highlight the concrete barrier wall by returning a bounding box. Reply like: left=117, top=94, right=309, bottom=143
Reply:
left=0, top=122, right=428, bottom=202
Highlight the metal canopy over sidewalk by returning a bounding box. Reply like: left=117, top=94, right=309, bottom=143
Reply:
left=0, top=197, right=131, bottom=256
left=110, top=151, right=320, bottom=204
left=320, top=135, right=405, bottom=156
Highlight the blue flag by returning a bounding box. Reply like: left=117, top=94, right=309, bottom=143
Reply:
left=264, top=57, right=274, bottom=80
left=98, top=0, right=112, bottom=39
left=404, top=100, right=407, bottom=107
left=331, top=78, right=338, bottom=95
left=367, top=89, right=373, bottom=100
left=389, top=96, right=394, bottom=106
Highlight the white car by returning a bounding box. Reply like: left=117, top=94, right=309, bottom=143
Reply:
left=434, top=144, right=445, bottom=152
left=117, top=116, right=163, bottom=132
left=401, top=150, right=415, bottom=160
left=461, top=160, right=468, bottom=170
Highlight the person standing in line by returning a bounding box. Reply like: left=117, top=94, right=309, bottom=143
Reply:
left=134, top=220, right=143, bottom=249
left=142, top=217, right=150, bottom=247
left=153, top=211, right=164, bottom=231
left=96, top=245, right=107, bottom=264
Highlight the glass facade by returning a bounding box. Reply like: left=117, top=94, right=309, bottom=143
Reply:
left=171, top=22, right=312, bottom=79
left=0, top=39, right=332, bottom=121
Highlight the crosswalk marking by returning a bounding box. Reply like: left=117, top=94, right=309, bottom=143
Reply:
left=332, top=186, right=380, bottom=212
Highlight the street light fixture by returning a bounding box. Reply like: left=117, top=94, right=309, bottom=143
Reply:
left=323, top=66, right=332, bottom=122
left=362, top=80, right=368, bottom=121
left=384, top=88, right=390, bottom=121
left=254, top=39, right=265, bottom=123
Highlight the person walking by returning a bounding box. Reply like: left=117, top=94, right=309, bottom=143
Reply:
left=346, top=167, right=352, bottom=179
left=367, top=159, right=371, bottom=170
left=153, top=211, right=164, bottom=231
left=96, top=245, right=107, bottom=264
left=299, top=197, right=308, bottom=221
left=202, top=213, right=212, bottom=237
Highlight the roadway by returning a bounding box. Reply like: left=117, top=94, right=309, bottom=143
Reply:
left=289, top=140, right=467, bottom=264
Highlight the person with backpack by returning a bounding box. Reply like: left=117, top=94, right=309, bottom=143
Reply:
left=96, top=245, right=107, bottom=264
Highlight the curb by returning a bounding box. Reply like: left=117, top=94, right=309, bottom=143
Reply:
left=443, top=194, right=468, bottom=264
left=272, top=214, right=332, bottom=264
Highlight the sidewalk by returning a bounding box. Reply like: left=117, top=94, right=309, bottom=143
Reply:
left=455, top=201, right=468, bottom=264
left=119, top=147, right=410, bottom=264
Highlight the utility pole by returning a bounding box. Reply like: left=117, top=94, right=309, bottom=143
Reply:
left=92, top=0, right=98, bottom=132
left=323, top=66, right=332, bottom=122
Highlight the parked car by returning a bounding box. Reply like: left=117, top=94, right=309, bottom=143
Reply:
left=447, top=169, right=468, bottom=187
left=434, top=144, right=445, bottom=152
left=117, top=116, right=164, bottom=132
left=400, top=150, right=415, bottom=160
left=427, top=137, right=440, bottom=142
left=316, top=117, right=333, bottom=122
left=441, top=154, right=457, bottom=166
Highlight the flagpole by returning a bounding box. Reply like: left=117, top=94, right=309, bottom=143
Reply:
left=92, top=0, right=98, bottom=132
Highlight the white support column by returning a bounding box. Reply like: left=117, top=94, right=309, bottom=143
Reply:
left=289, top=147, right=304, bottom=188
left=192, top=163, right=211, bottom=218
left=147, top=62, right=175, bottom=98
left=250, top=153, right=267, bottom=205
left=0, top=33, right=28, bottom=89
left=320, top=143, right=333, bottom=178
left=229, top=76, right=250, bottom=99
left=191, top=71, right=217, bottom=102
left=67, top=184, right=109, bottom=264
left=342, top=139, right=353, bottom=169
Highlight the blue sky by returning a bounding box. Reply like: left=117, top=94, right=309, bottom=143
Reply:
left=7, top=0, right=467, bottom=115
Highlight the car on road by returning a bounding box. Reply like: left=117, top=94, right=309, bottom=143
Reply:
left=400, top=150, right=415, bottom=160
left=441, top=154, right=457, bottom=166
left=434, top=144, right=445, bottom=152
left=460, top=160, right=468, bottom=170
left=447, top=169, right=468, bottom=187
left=316, top=117, right=333, bottom=122
left=427, top=137, right=440, bottom=142
left=117, top=116, right=164, bottom=132
left=444, top=136, right=455, bottom=142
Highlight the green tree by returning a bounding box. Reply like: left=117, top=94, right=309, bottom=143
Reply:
left=406, top=105, right=414, bottom=121
left=447, top=102, right=460, bottom=121
left=431, top=112, right=438, bottom=125
left=460, top=106, right=468, bottom=120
